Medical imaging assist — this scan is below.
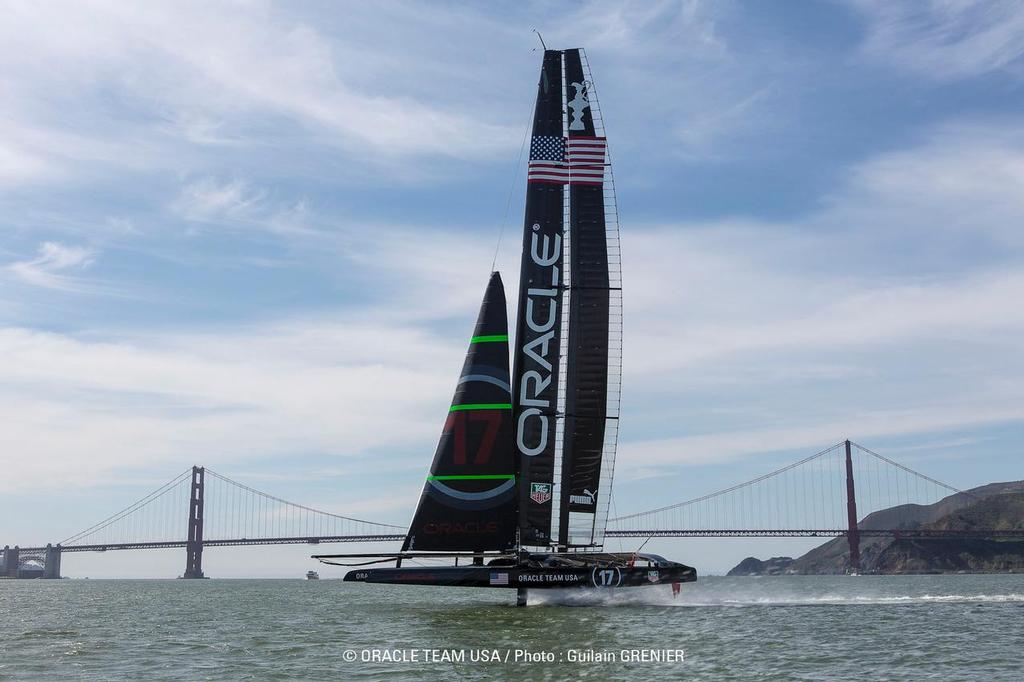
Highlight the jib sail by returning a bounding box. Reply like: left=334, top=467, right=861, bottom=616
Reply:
left=403, top=272, right=517, bottom=552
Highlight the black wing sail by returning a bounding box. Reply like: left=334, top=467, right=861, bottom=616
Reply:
left=512, top=49, right=566, bottom=547
left=558, top=49, right=621, bottom=547
left=403, top=272, right=517, bottom=552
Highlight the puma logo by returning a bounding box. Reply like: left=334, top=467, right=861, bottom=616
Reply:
left=569, top=488, right=596, bottom=506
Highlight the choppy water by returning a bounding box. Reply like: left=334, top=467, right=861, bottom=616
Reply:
left=2, top=575, right=1023, bottom=680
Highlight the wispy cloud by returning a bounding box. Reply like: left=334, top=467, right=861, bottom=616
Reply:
left=0, top=1, right=519, bottom=166
left=6, top=242, right=99, bottom=292
left=612, top=118, right=1024, bottom=481
left=0, top=119, right=134, bottom=187
left=0, top=319, right=457, bottom=493
left=833, top=121, right=1024, bottom=247
left=623, top=402, right=1024, bottom=470
left=171, top=177, right=314, bottom=236
left=855, top=0, right=1024, bottom=80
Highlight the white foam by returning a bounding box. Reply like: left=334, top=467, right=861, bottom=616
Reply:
left=529, top=588, right=1024, bottom=608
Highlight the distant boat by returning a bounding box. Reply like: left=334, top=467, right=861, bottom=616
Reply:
left=313, top=46, right=696, bottom=606
left=306, top=570, right=319, bottom=580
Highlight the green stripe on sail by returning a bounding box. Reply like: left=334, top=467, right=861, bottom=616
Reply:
left=449, top=403, right=512, bottom=412
left=427, top=474, right=515, bottom=481
left=469, top=334, right=508, bottom=343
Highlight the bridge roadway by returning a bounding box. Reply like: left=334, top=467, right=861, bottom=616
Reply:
left=20, top=528, right=1024, bottom=553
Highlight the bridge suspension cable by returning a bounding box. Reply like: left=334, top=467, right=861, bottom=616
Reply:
left=40, top=439, right=996, bottom=560
left=202, top=469, right=403, bottom=542
left=57, top=466, right=402, bottom=549
left=850, top=442, right=966, bottom=496
left=610, top=442, right=845, bottom=524
left=608, top=440, right=970, bottom=534
left=61, top=469, right=193, bottom=546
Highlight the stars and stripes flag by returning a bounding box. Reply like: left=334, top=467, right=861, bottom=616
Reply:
left=489, top=572, right=510, bottom=586
left=527, top=136, right=607, bottom=186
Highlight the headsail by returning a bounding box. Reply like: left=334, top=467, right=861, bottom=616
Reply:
left=403, top=272, right=517, bottom=552
left=512, top=49, right=566, bottom=547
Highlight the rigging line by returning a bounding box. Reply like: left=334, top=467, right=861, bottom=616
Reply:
left=635, top=534, right=655, bottom=555
left=490, top=96, right=534, bottom=273
left=851, top=442, right=969, bottom=497
left=608, top=490, right=624, bottom=553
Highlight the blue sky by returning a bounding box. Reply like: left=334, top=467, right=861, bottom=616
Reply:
left=2, top=1, right=1024, bottom=577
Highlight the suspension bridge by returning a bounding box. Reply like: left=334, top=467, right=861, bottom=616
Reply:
left=4, top=440, right=1020, bottom=579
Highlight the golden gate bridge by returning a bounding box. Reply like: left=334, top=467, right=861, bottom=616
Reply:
left=5, top=440, right=1020, bottom=579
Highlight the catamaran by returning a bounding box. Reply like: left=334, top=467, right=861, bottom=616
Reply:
left=314, top=47, right=695, bottom=605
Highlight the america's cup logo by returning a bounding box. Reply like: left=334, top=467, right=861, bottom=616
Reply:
left=568, top=81, right=589, bottom=131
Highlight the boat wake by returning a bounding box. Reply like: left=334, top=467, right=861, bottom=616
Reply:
left=530, top=588, right=1024, bottom=608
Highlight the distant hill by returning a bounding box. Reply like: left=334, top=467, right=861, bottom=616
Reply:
left=728, top=480, right=1024, bottom=576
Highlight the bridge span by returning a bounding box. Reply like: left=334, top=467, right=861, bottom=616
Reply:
left=5, top=440, right=1017, bottom=578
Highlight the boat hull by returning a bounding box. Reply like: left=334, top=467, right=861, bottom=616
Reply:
left=344, top=564, right=696, bottom=589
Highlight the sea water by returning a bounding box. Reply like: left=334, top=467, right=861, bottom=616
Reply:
left=2, top=574, right=1022, bottom=680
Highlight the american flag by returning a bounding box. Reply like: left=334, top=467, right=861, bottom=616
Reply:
left=489, top=572, right=510, bottom=586
left=527, top=136, right=607, bottom=186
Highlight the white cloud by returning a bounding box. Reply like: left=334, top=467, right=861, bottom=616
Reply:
left=0, top=0, right=762, bottom=199
left=832, top=122, right=1024, bottom=246
left=623, top=120, right=1024, bottom=373
left=0, top=1, right=519, bottom=170
left=608, top=119, right=1024, bottom=482
left=0, top=119, right=134, bottom=187
left=170, top=177, right=314, bottom=236
left=626, top=238, right=1024, bottom=376
left=5, top=117, right=1024, bottom=496
left=5, top=242, right=99, bottom=292
left=0, top=319, right=459, bottom=493
left=622, top=401, right=1024, bottom=470
left=855, top=0, right=1024, bottom=80
left=174, top=178, right=264, bottom=221
left=0, top=139, right=53, bottom=184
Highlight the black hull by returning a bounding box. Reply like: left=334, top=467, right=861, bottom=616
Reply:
left=344, top=564, right=696, bottom=589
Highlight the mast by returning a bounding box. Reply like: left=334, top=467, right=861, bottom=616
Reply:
left=403, top=272, right=517, bottom=552
left=512, top=50, right=566, bottom=547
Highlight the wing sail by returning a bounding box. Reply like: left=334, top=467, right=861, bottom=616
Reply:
left=511, top=49, right=567, bottom=547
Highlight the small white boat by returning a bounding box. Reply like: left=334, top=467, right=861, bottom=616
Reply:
left=306, top=570, right=319, bottom=580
